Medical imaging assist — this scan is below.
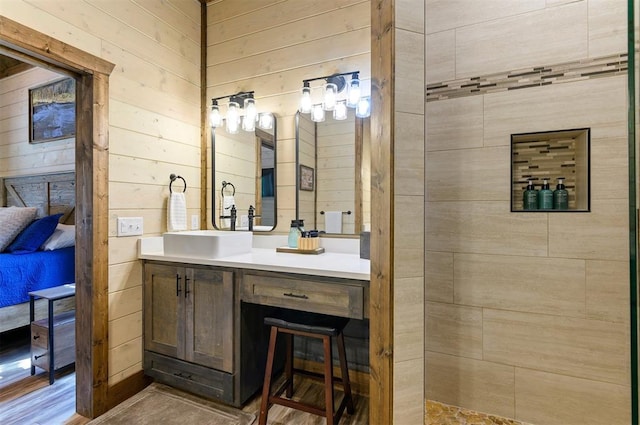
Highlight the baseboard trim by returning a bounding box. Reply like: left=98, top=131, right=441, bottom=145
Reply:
left=107, top=371, right=152, bottom=410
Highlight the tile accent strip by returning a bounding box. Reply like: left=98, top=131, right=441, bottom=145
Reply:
left=426, top=53, right=627, bottom=102
left=426, top=400, right=534, bottom=425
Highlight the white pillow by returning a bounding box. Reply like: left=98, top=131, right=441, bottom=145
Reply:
left=41, top=223, right=75, bottom=251
left=0, top=207, right=38, bottom=252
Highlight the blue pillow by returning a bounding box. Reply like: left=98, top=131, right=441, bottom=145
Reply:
left=6, top=213, right=63, bottom=254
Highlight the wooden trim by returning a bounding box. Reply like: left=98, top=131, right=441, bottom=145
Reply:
left=0, top=16, right=114, bottom=76
left=355, top=117, right=364, bottom=234
left=0, top=16, right=114, bottom=419
left=370, top=0, right=394, bottom=424
left=200, top=0, right=208, bottom=230
left=106, top=371, right=152, bottom=410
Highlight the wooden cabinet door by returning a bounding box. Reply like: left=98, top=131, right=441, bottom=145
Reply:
left=144, top=263, right=184, bottom=358
left=183, top=267, right=234, bottom=373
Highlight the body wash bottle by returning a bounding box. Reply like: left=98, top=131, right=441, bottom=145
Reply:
left=553, top=177, right=569, bottom=210
left=522, top=180, right=538, bottom=211
left=538, top=179, right=553, bottom=210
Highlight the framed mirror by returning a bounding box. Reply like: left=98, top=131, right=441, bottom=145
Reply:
left=295, top=109, right=370, bottom=235
left=211, top=117, right=277, bottom=231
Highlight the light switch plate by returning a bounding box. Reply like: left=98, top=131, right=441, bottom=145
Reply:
left=191, top=214, right=199, bottom=230
left=117, top=217, right=143, bottom=236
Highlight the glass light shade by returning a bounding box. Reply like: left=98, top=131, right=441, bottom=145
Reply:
left=226, top=101, right=240, bottom=134
left=299, top=86, right=312, bottom=113
left=333, top=101, right=348, bottom=120
left=258, top=113, right=273, bottom=130
left=242, top=98, right=257, bottom=131
left=323, top=82, right=337, bottom=111
left=311, top=104, right=325, bottom=122
left=210, top=104, right=222, bottom=128
left=355, top=96, right=371, bottom=118
left=347, top=78, right=361, bottom=108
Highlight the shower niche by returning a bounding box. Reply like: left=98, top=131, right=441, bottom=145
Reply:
left=511, top=128, right=590, bottom=212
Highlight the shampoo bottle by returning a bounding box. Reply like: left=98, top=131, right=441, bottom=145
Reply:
left=522, top=180, right=538, bottom=210
left=553, top=177, right=569, bottom=210
left=538, top=179, right=553, bottom=210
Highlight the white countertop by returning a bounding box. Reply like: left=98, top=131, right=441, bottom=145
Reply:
left=138, top=237, right=370, bottom=281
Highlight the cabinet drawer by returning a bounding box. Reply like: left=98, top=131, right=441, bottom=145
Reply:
left=241, top=273, right=364, bottom=319
left=31, top=311, right=76, bottom=371
left=144, top=351, right=234, bottom=405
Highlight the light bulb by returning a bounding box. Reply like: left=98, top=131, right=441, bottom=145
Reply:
left=347, top=78, right=361, bottom=108
left=242, top=98, right=256, bottom=131
left=311, top=104, right=325, bottom=122
left=210, top=103, right=222, bottom=128
left=323, top=82, right=337, bottom=111
left=258, top=113, right=273, bottom=130
left=333, top=101, right=347, bottom=120
left=300, top=85, right=312, bottom=113
left=226, top=101, right=240, bottom=134
left=355, top=96, right=371, bottom=118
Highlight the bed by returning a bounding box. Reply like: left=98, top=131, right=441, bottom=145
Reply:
left=0, top=172, right=76, bottom=333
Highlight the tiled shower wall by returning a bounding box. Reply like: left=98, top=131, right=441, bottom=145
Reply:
left=425, top=1, right=630, bottom=424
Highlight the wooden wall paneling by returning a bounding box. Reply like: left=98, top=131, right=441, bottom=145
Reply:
left=0, top=16, right=115, bottom=419
left=370, top=0, right=394, bottom=423
left=355, top=117, right=364, bottom=234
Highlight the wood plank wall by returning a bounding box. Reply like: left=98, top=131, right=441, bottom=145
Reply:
left=0, top=67, right=75, bottom=176
left=1, top=0, right=203, bottom=388
left=206, top=0, right=371, bottom=233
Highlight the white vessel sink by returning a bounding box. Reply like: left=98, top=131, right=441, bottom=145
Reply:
left=163, top=230, right=252, bottom=259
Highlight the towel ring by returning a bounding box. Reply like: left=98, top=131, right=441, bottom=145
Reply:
left=320, top=210, right=351, bottom=215
left=169, top=174, right=187, bottom=193
left=221, top=181, right=235, bottom=196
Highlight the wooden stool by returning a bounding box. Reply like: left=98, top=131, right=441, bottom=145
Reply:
left=258, top=312, right=355, bottom=425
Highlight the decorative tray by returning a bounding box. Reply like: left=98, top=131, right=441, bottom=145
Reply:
left=275, top=247, right=325, bottom=255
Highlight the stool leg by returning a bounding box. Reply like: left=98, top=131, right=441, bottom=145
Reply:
left=259, top=326, right=279, bottom=425
left=337, top=331, right=355, bottom=414
left=323, top=335, right=335, bottom=425
left=285, top=332, right=294, bottom=398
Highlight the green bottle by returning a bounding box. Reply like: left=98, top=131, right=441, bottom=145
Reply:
left=553, top=177, right=569, bottom=210
left=522, top=180, right=538, bottom=210
left=538, top=178, right=553, bottom=210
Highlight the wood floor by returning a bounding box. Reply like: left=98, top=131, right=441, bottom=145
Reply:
left=1, top=330, right=369, bottom=424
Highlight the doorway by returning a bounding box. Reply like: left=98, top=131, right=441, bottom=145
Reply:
left=0, top=16, right=113, bottom=418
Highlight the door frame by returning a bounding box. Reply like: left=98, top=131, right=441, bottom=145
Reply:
left=0, top=16, right=113, bottom=418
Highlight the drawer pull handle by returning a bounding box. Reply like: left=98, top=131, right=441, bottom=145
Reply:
left=283, top=292, right=309, bottom=300
left=173, top=372, right=193, bottom=380
left=34, top=353, right=46, bottom=360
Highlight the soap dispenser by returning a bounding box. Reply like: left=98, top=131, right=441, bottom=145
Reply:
left=287, top=220, right=300, bottom=248
left=538, top=179, right=553, bottom=210
left=522, top=179, right=538, bottom=211
left=553, top=177, right=569, bottom=210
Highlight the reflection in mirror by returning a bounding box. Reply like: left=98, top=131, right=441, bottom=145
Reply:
left=296, top=110, right=370, bottom=235
left=211, top=119, right=277, bottom=231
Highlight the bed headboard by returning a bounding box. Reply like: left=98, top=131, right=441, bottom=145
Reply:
left=0, top=172, right=75, bottom=224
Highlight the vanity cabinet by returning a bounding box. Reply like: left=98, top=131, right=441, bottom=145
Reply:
left=143, top=262, right=234, bottom=402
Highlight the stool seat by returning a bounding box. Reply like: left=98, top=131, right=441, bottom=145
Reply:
left=264, top=313, right=349, bottom=336
left=259, top=311, right=355, bottom=425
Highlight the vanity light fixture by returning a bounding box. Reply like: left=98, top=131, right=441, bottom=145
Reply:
left=210, top=91, right=271, bottom=132
left=298, top=71, right=370, bottom=118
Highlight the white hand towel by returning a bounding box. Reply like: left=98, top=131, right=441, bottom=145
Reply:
left=167, top=192, right=187, bottom=231
left=221, top=195, right=236, bottom=229
left=324, top=211, right=343, bottom=234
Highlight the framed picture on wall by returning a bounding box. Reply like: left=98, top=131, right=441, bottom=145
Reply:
left=299, top=164, right=314, bottom=191
left=29, top=78, right=76, bottom=144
